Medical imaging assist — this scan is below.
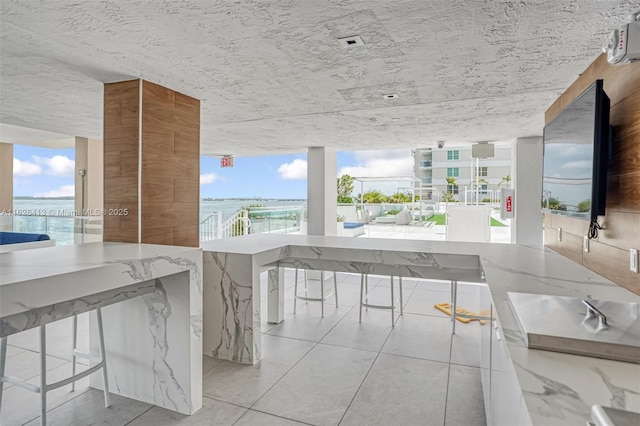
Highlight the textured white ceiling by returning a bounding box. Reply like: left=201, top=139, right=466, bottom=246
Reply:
left=0, top=1, right=637, bottom=156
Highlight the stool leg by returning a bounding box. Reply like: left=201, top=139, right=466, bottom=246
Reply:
left=390, top=277, right=395, bottom=327
left=303, top=270, right=308, bottom=304
left=333, top=272, right=338, bottom=307
left=451, top=280, right=458, bottom=335
left=320, top=271, right=325, bottom=318
left=39, top=325, right=47, bottom=426
left=359, top=274, right=364, bottom=323
left=399, top=277, right=404, bottom=316
left=294, top=268, right=298, bottom=314
left=96, top=309, right=111, bottom=407
left=0, top=336, right=7, bottom=411
left=71, top=315, right=77, bottom=392
left=365, top=274, right=369, bottom=311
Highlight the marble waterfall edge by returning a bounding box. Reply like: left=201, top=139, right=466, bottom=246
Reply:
left=203, top=251, right=260, bottom=364
left=90, top=251, right=203, bottom=414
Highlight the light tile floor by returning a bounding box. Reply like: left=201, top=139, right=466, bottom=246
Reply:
left=1, top=270, right=486, bottom=426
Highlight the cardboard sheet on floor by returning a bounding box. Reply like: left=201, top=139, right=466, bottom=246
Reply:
left=434, top=303, right=489, bottom=324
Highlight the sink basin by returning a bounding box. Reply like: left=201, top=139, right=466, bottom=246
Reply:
left=591, top=405, right=640, bottom=426
left=507, top=292, right=640, bottom=364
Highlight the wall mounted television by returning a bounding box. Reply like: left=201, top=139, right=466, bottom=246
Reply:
left=542, top=79, right=611, bottom=237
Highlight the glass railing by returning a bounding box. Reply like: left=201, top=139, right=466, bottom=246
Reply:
left=2, top=214, right=103, bottom=246
left=246, top=205, right=303, bottom=235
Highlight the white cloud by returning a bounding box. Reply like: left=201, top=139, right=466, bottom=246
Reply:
left=561, top=160, right=591, bottom=170
left=34, top=155, right=75, bottom=177
left=278, top=159, right=307, bottom=180
left=200, top=172, right=218, bottom=184
left=35, top=184, right=75, bottom=197
left=339, top=149, right=414, bottom=178
left=13, top=158, right=42, bottom=176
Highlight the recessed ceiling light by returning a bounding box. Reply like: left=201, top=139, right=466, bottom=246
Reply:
left=338, top=35, right=364, bottom=48
left=382, top=93, right=399, bottom=100
left=391, top=118, right=401, bottom=122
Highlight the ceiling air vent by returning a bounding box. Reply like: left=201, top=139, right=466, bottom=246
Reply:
left=382, top=93, right=399, bottom=100
left=338, top=35, right=364, bottom=48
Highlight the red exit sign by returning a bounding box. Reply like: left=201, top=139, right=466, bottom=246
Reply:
left=220, top=156, right=234, bottom=168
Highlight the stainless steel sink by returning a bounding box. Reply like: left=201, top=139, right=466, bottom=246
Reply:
left=591, top=405, right=640, bottom=426
left=507, top=292, right=640, bottom=364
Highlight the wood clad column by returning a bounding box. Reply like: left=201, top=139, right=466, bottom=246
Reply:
left=0, top=142, right=12, bottom=231
left=104, top=79, right=200, bottom=247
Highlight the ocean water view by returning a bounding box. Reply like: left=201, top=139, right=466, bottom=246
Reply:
left=7, top=198, right=306, bottom=245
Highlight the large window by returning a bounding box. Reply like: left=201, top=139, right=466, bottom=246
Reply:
left=447, top=150, right=459, bottom=160
left=479, top=166, right=488, bottom=177
left=447, top=167, right=459, bottom=177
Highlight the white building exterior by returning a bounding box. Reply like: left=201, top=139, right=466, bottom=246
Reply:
left=413, top=145, right=512, bottom=201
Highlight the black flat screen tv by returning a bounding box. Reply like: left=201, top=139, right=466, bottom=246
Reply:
left=542, top=79, right=610, bottom=235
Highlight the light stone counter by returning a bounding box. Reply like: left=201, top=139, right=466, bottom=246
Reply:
left=0, top=242, right=203, bottom=415
left=201, top=234, right=640, bottom=425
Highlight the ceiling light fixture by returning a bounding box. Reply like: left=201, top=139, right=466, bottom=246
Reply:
left=338, top=35, right=365, bottom=48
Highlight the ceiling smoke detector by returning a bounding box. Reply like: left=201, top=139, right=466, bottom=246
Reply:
left=382, top=93, right=399, bottom=100
left=338, top=35, right=365, bottom=48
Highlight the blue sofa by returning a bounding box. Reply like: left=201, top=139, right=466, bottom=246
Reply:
left=0, top=231, right=51, bottom=245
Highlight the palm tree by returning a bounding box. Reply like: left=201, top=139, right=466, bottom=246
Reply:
left=498, top=174, right=511, bottom=188
left=445, top=176, right=458, bottom=198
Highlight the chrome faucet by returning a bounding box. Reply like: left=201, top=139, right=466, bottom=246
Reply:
left=582, top=300, right=609, bottom=331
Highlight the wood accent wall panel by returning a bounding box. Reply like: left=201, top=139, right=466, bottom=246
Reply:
left=544, top=54, right=640, bottom=294
left=103, top=80, right=140, bottom=243
left=140, top=81, right=200, bottom=247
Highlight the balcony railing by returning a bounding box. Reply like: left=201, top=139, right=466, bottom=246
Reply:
left=199, top=205, right=304, bottom=241
left=1, top=214, right=103, bottom=245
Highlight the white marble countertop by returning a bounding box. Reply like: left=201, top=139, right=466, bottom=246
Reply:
left=1, top=242, right=204, bottom=415
left=202, top=234, right=640, bottom=425
left=1, top=242, right=202, bottom=319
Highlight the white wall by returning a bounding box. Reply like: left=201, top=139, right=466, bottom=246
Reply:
left=511, top=137, right=543, bottom=246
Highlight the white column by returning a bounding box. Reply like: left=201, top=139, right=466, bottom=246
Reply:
left=74, top=137, right=103, bottom=213
left=511, top=137, right=543, bottom=246
left=0, top=143, right=13, bottom=231
left=74, top=137, right=104, bottom=243
left=307, top=147, right=337, bottom=236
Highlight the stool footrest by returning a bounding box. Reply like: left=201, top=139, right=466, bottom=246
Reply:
left=0, top=361, right=105, bottom=395
left=47, top=362, right=105, bottom=391
left=72, top=349, right=101, bottom=362
left=361, top=302, right=395, bottom=310
left=295, top=290, right=335, bottom=302
left=1, top=375, right=41, bottom=393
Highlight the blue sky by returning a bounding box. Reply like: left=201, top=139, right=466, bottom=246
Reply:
left=13, top=145, right=415, bottom=199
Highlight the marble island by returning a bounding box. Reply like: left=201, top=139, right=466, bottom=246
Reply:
left=0, top=242, right=203, bottom=415
left=202, top=234, right=640, bottom=426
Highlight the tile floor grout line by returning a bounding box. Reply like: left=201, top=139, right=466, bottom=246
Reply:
left=244, top=340, right=320, bottom=413
left=336, top=313, right=397, bottom=426
left=244, top=301, right=359, bottom=421
left=377, top=350, right=453, bottom=367
left=6, top=345, right=90, bottom=366
left=202, top=394, right=252, bottom=410
left=123, top=405, right=155, bottom=426
left=441, top=320, right=457, bottom=426
left=18, top=385, right=94, bottom=426
left=232, top=407, right=316, bottom=426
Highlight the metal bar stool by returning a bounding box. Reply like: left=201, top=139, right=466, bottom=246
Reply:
left=293, top=269, right=339, bottom=317
left=0, top=309, right=111, bottom=425
left=359, top=274, right=403, bottom=326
